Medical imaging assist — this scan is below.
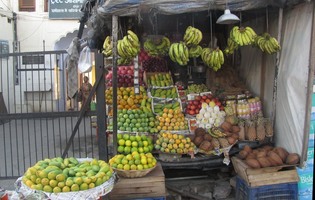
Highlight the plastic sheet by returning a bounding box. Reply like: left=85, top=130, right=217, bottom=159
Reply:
left=98, top=0, right=304, bottom=16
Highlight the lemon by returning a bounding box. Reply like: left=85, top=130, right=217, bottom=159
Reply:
left=71, top=184, right=80, bottom=191
left=73, top=177, right=83, bottom=185
left=130, top=164, right=137, bottom=170
left=41, top=178, right=50, bottom=186
left=49, top=180, right=58, bottom=188
left=137, top=165, right=144, bottom=170
left=53, top=186, right=62, bottom=193
left=117, top=164, right=123, bottom=169
left=65, top=178, right=74, bottom=187
left=89, top=182, right=95, bottom=189
left=56, top=174, right=66, bottom=182
left=80, top=182, right=89, bottom=191
left=140, top=158, right=147, bottom=165
left=123, top=164, right=130, bottom=170
left=57, top=181, right=65, bottom=188
left=43, top=185, right=53, bottom=193
left=62, top=186, right=71, bottom=192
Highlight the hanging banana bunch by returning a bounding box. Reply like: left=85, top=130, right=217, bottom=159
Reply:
left=168, top=42, right=189, bottom=66
left=254, top=33, right=281, bottom=54
left=117, top=30, right=141, bottom=65
left=230, top=26, right=257, bottom=46
left=102, top=36, right=113, bottom=57
left=201, top=47, right=224, bottom=72
left=224, top=38, right=239, bottom=55
left=143, top=36, right=171, bottom=57
left=183, top=26, right=203, bottom=47
left=188, top=45, right=203, bottom=58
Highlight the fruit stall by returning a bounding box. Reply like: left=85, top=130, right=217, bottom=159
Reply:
left=11, top=0, right=314, bottom=199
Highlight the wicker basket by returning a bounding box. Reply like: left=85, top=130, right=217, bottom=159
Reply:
left=113, top=165, right=156, bottom=178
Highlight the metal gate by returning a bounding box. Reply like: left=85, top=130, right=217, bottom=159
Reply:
left=0, top=51, right=98, bottom=179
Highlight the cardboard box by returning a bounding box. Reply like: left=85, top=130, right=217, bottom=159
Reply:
left=108, top=163, right=166, bottom=200
left=231, top=157, right=299, bottom=187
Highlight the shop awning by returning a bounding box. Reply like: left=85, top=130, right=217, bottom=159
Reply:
left=98, top=0, right=305, bottom=16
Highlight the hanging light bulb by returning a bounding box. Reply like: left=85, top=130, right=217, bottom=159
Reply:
left=216, top=0, right=240, bottom=24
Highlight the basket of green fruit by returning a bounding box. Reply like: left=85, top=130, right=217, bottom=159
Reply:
left=109, top=152, right=157, bottom=178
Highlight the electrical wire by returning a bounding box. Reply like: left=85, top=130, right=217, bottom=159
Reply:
left=19, top=19, right=45, bottom=42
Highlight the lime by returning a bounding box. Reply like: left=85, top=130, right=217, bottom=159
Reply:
left=119, top=118, right=125, bottom=123
left=117, top=133, right=123, bottom=139
left=138, top=141, right=144, bottom=147
left=123, top=164, right=130, bottom=170
left=131, top=147, right=138, bottom=153
left=138, top=147, right=144, bottom=153
left=123, top=114, right=129, bottom=119
left=130, top=164, right=137, bottom=170
left=125, top=118, right=131, bottom=123
left=123, top=134, right=130, bottom=140
left=131, top=141, right=138, bottom=147
left=137, top=165, right=144, bottom=170
left=125, top=140, right=132, bottom=147
left=129, top=114, right=135, bottom=119
left=117, top=164, right=123, bottom=169
left=118, top=139, right=125, bottom=146
left=143, top=146, right=150, bottom=153
left=131, top=119, right=137, bottom=124
left=80, top=182, right=89, bottom=191
left=120, top=127, right=126, bottom=131
left=124, top=146, right=131, bottom=154
left=117, top=146, right=124, bottom=153
left=121, top=158, right=128, bottom=165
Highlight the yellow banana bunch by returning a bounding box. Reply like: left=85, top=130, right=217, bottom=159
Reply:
left=183, top=26, right=203, bottom=46
left=102, top=36, right=113, bottom=57
left=230, top=26, right=257, bottom=46
left=201, top=47, right=224, bottom=72
left=143, top=36, right=170, bottom=57
left=224, top=38, right=239, bottom=55
left=169, top=42, right=189, bottom=66
left=255, top=33, right=281, bottom=54
left=188, top=45, right=203, bottom=58
left=117, top=30, right=140, bottom=59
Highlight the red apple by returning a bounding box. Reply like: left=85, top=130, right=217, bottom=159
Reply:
left=191, top=105, right=196, bottom=110
left=195, top=96, right=201, bottom=101
left=189, top=110, right=195, bottom=115
left=193, top=100, right=199, bottom=105
left=201, top=95, right=207, bottom=100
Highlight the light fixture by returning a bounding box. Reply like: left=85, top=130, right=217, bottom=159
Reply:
left=216, top=1, right=240, bottom=24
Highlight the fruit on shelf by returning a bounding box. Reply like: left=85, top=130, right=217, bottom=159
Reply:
left=186, top=93, right=223, bottom=116
left=186, top=84, right=209, bottom=94
left=195, top=99, right=226, bottom=129
left=201, top=47, right=224, bottom=71
left=116, top=133, right=154, bottom=155
left=142, top=57, right=168, bottom=72
left=168, top=42, right=189, bottom=66
left=109, top=152, right=157, bottom=171
left=154, top=132, right=196, bottom=154
left=156, top=108, right=188, bottom=131
left=108, top=109, right=158, bottom=133
left=105, top=65, right=144, bottom=88
left=146, top=73, right=173, bottom=87
left=150, top=87, right=178, bottom=99
left=183, top=26, right=203, bottom=46
left=105, top=86, right=147, bottom=109
left=138, top=49, right=150, bottom=64
left=153, top=100, right=181, bottom=115
left=22, top=157, right=113, bottom=193
left=143, top=36, right=171, bottom=57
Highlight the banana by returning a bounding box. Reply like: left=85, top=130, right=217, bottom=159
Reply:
left=168, top=44, right=176, bottom=62
left=244, top=27, right=257, bottom=38
left=218, top=49, right=224, bottom=65
left=184, top=26, right=193, bottom=41
left=127, top=35, right=140, bottom=49
left=127, top=30, right=139, bottom=43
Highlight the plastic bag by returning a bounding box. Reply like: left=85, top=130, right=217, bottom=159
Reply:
left=78, top=46, right=92, bottom=73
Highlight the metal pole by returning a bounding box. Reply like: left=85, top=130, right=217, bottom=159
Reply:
left=271, top=8, right=283, bottom=141
left=112, top=15, right=119, bottom=156
left=301, top=2, right=315, bottom=167
left=95, top=51, right=107, bottom=161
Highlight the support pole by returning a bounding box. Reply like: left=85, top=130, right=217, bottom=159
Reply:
left=95, top=51, right=107, bottom=161
left=112, top=15, right=119, bottom=156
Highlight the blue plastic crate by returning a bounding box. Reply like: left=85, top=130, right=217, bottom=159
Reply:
left=236, top=176, right=298, bottom=200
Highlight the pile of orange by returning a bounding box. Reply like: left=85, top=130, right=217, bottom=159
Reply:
left=156, top=108, right=189, bottom=131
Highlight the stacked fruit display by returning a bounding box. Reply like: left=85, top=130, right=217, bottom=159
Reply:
left=156, top=108, right=188, bottom=131
left=237, top=145, right=300, bottom=169
left=186, top=93, right=224, bottom=116
left=109, top=152, right=157, bottom=171
left=139, top=97, right=153, bottom=114
left=183, top=26, right=203, bottom=46
left=154, top=132, right=196, bottom=154
left=105, top=65, right=144, bottom=87
left=169, top=42, right=190, bottom=66
left=142, top=57, right=168, bottom=72
left=186, top=84, right=209, bottom=94
left=105, top=86, right=147, bottom=110
left=150, top=86, right=178, bottom=99
left=107, top=109, right=158, bottom=133
left=195, top=101, right=226, bottom=129
left=143, top=36, right=171, bottom=57
left=191, top=127, right=238, bottom=153
left=138, top=49, right=150, bottom=64
left=117, top=133, right=154, bottom=155
left=229, top=26, right=257, bottom=46
left=153, top=100, right=181, bottom=115
left=146, top=73, right=173, bottom=88
left=22, top=157, right=113, bottom=193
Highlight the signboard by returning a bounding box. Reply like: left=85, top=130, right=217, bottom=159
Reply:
left=49, top=0, right=84, bottom=19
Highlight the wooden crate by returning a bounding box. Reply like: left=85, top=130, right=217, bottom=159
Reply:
left=108, top=163, right=166, bottom=200
left=231, top=157, right=299, bottom=187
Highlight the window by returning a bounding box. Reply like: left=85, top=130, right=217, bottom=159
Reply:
left=19, top=0, right=35, bottom=12
left=44, top=0, right=48, bottom=12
